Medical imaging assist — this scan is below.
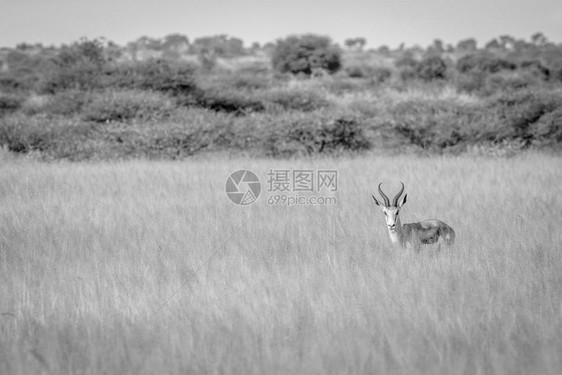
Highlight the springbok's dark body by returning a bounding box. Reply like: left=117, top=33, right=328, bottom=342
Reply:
left=402, top=219, right=455, bottom=246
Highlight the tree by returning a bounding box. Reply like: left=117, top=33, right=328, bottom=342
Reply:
left=162, top=34, right=190, bottom=51
left=499, top=35, right=516, bottom=50
left=485, top=38, right=502, bottom=51
left=162, top=34, right=190, bottom=61
left=271, top=34, right=341, bottom=76
left=531, top=32, right=548, bottom=47
left=40, top=38, right=106, bottom=92
left=356, top=37, right=366, bottom=51
left=456, top=38, right=477, bottom=51
left=225, top=37, right=245, bottom=56
left=344, top=37, right=367, bottom=51
left=344, top=39, right=355, bottom=49
left=192, top=35, right=245, bottom=57
left=428, top=39, right=444, bottom=54
left=377, top=45, right=390, bottom=55
left=513, top=39, right=530, bottom=52
left=136, top=36, right=162, bottom=50
left=15, top=43, right=36, bottom=51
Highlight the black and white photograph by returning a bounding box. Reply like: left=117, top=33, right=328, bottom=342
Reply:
left=1, top=0, right=561, bottom=373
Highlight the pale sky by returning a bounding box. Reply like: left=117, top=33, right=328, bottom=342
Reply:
left=1, top=0, right=561, bottom=48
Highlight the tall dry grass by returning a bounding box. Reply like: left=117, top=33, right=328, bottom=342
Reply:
left=0, top=153, right=561, bottom=374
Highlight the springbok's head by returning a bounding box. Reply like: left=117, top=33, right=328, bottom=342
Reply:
left=372, top=182, right=407, bottom=231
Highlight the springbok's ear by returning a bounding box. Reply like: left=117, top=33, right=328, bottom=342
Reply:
left=399, top=194, right=407, bottom=208
left=371, top=195, right=381, bottom=206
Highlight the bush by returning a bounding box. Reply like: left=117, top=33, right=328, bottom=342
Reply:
left=383, top=89, right=562, bottom=149
left=395, top=55, right=448, bottom=81
left=82, top=90, right=175, bottom=123
left=551, top=65, right=562, bottom=83
left=389, top=100, right=478, bottom=150
left=43, top=90, right=88, bottom=116
left=0, top=115, right=53, bottom=153
left=320, top=78, right=359, bottom=94
left=262, top=113, right=371, bottom=156
left=371, top=67, right=393, bottom=84
left=99, top=117, right=223, bottom=159
left=197, top=50, right=217, bottom=71
left=1, top=51, right=45, bottom=92
left=229, top=73, right=271, bottom=90
left=196, top=89, right=265, bottom=114
left=519, top=60, right=550, bottom=80
left=456, top=69, right=542, bottom=95
left=20, top=90, right=88, bottom=116
left=271, top=34, right=341, bottom=76
left=345, top=65, right=366, bottom=78
left=0, top=94, right=23, bottom=117
left=344, top=65, right=393, bottom=83
left=382, top=89, right=562, bottom=150
left=201, top=70, right=272, bottom=91
left=484, top=71, right=541, bottom=93
left=531, top=107, right=562, bottom=143
left=263, top=88, right=330, bottom=112
left=456, top=53, right=516, bottom=74
left=490, top=89, right=562, bottom=142
left=39, top=39, right=106, bottom=93
left=455, top=72, right=487, bottom=93
left=317, top=116, right=371, bottom=153
left=103, top=60, right=199, bottom=98
left=415, top=56, right=447, bottom=81
left=0, top=74, right=37, bottom=93
left=0, top=114, right=95, bottom=156
left=395, top=56, right=419, bottom=81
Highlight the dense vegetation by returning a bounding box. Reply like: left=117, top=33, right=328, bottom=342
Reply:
left=0, top=33, right=561, bottom=160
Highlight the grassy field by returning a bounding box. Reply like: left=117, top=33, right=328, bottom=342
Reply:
left=1, top=152, right=561, bottom=374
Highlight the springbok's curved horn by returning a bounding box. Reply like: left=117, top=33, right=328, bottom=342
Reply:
left=378, top=183, right=390, bottom=206
left=392, top=182, right=405, bottom=207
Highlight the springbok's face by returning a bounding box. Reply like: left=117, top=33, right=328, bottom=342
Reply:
left=372, top=182, right=407, bottom=232
left=381, top=206, right=401, bottom=231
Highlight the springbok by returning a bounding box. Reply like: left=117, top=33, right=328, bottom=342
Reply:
left=372, top=182, right=455, bottom=251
